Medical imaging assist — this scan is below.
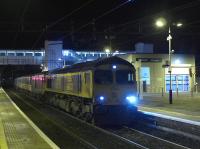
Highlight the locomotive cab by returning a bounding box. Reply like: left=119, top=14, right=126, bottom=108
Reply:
left=93, top=58, right=138, bottom=125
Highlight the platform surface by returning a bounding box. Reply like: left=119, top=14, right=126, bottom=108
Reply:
left=0, top=88, right=59, bottom=149
left=139, top=92, right=200, bottom=124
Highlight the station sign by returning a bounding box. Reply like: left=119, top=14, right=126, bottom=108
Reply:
left=136, top=58, right=162, bottom=62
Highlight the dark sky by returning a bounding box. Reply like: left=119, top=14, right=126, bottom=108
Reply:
left=0, top=0, right=200, bottom=54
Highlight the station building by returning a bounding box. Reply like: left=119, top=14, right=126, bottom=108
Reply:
left=119, top=53, right=195, bottom=94
left=118, top=43, right=196, bottom=94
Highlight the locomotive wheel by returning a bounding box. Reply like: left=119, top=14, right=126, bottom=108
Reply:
left=83, top=112, right=93, bottom=122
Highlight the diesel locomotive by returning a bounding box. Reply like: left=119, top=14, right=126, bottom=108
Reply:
left=15, top=56, right=138, bottom=125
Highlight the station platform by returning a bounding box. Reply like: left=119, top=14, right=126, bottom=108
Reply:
left=0, top=88, right=59, bottom=149
left=138, top=92, right=200, bottom=124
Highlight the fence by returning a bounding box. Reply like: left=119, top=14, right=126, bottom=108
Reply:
left=0, top=56, right=43, bottom=65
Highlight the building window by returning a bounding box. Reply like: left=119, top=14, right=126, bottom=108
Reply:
left=140, top=67, right=150, bottom=85
left=25, top=53, right=33, bottom=56
left=16, top=53, right=24, bottom=56
left=34, top=53, right=42, bottom=56
left=7, top=53, right=15, bottom=56
left=0, top=53, right=5, bottom=56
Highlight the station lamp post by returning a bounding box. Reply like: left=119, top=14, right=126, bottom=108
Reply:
left=155, top=18, right=182, bottom=104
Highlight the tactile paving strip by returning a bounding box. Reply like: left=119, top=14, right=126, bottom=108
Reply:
left=0, top=89, right=56, bottom=149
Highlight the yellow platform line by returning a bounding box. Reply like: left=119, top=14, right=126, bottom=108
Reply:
left=0, top=117, right=8, bottom=149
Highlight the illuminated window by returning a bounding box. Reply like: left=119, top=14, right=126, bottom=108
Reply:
left=140, top=67, right=150, bottom=85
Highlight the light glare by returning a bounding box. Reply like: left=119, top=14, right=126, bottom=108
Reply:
left=105, top=48, right=110, bottom=53
left=112, top=65, right=117, bottom=69
left=126, top=96, right=136, bottom=104
left=99, top=96, right=104, bottom=101
left=174, top=59, right=181, bottom=65
left=176, top=23, right=183, bottom=27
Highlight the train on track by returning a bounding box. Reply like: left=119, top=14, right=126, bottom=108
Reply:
left=15, top=56, right=138, bottom=125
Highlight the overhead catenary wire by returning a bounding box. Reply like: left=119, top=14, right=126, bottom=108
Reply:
left=30, top=0, right=200, bottom=50
left=58, top=0, right=134, bottom=40
left=108, top=0, right=200, bottom=32
left=13, top=0, right=31, bottom=48
left=106, top=0, right=200, bottom=48
left=31, top=0, right=95, bottom=50
left=57, top=0, right=200, bottom=49
left=46, top=0, right=95, bottom=30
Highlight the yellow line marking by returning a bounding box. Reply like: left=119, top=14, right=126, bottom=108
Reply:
left=2, top=88, right=60, bottom=149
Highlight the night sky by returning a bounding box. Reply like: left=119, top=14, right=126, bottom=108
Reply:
left=0, top=0, right=200, bottom=54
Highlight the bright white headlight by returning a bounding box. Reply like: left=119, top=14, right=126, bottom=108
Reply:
left=99, top=96, right=105, bottom=101
left=126, top=96, right=137, bottom=104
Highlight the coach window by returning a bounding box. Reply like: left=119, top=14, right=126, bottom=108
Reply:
left=94, top=70, right=113, bottom=84
left=116, top=70, right=134, bottom=84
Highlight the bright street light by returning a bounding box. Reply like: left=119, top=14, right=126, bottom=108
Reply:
left=155, top=18, right=167, bottom=27
left=176, top=22, right=183, bottom=27
left=105, top=48, right=110, bottom=53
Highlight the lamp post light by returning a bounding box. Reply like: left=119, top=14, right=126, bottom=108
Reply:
left=155, top=18, right=182, bottom=104
left=104, top=48, right=111, bottom=57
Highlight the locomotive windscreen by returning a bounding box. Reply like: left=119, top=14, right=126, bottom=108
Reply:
left=94, top=70, right=113, bottom=84
left=116, top=70, right=135, bottom=84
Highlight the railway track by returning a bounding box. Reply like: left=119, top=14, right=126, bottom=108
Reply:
left=130, top=114, right=200, bottom=149
left=5, top=89, right=200, bottom=149
left=5, top=89, right=145, bottom=149
left=108, top=126, right=190, bottom=149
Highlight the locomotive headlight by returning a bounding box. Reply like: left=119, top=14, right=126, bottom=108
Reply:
left=99, top=96, right=105, bottom=101
left=126, top=96, right=137, bottom=104
left=112, top=65, right=117, bottom=69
